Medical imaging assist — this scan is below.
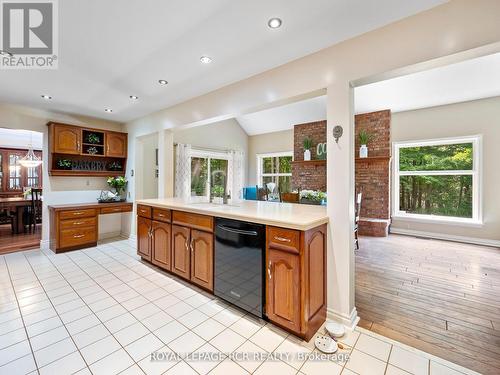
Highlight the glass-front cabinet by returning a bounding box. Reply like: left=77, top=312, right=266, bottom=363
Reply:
left=0, top=148, right=43, bottom=196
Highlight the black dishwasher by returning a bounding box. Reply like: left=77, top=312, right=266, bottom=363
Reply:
left=214, top=217, right=265, bottom=318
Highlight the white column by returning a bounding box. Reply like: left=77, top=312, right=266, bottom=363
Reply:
left=326, top=82, right=358, bottom=328
left=158, top=129, right=174, bottom=198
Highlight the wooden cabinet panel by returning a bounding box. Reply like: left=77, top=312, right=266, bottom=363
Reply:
left=172, top=211, right=213, bottom=232
left=267, top=248, right=301, bottom=333
left=106, top=132, right=127, bottom=158
left=137, top=216, right=152, bottom=261
left=171, top=225, right=190, bottom=280
left=306, top=230, right=326, bottom=319
left=59, top=209, right=96, bottom=220
left=153, top=208, right=171, bottom=223
left=59, top=226, right=97, bottom=248
left=137, top=205, right=152, bottom=218
left=152, top=221, right=171, bottom=271
left=268, top=226, right=300, bottom=254
left=190, top=230, right=213, bottom=291
left=52, top=124, right=81, bottom=154
left=59, top=216, right=96, bottom=230
left=100, top=206, right=127, bottom=214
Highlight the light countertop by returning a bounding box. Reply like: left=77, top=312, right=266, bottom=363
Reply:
left=136, top=198, right=328, bottom=231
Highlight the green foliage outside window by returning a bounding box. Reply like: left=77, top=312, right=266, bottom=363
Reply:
left=399, top=143, right=473, bottom=218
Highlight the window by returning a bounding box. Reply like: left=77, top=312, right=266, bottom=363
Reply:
left=393, top=136, right=481, bottom=224
left=190, top=150, right=229, bottom=200
left=256, top=152, right=293, bottom=193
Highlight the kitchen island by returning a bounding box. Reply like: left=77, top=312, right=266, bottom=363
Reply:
left=135, top=198, right=328, bottom=341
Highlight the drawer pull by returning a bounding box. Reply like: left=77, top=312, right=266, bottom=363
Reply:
left=73, top=221, right=84, bottom=225
left=157, top=213, right=164, bottom=217
left=73, top=212, right=84, bottom=216
left=73, top=234, right=85, bottom=239
left=274, top=236, right=291, bottom=243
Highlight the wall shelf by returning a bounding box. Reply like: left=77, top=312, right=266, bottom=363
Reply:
left=355, top=156, right=391, bottom=162
left=292, top=159, right=326, bottom=166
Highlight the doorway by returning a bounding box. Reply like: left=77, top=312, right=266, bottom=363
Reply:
left=0, top=128, right=43, bottom=254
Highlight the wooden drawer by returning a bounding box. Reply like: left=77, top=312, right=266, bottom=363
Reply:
left=59, top=227, right=97, bottom=248
left=137, top=205, right=152, bottom=218
left=172, top=211, right=214, bottom=232
left=60, top=216, right=97, bottom=230
left=59, top=209, right=96, bottom=220
left=268, top=226, right=300, bottom=254
left=101, top=206, right=127, bottom=214
left=153, top=208, right=171, bottom=223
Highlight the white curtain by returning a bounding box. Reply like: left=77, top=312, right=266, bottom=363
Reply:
left=175, top=144, right=191, bottom=199
left=228, top=150, right=245, bottom=201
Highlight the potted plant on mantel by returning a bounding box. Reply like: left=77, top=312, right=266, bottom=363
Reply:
left=303, top=137, right=313, bottom=161
left=358, top=129, right=373, bottom=158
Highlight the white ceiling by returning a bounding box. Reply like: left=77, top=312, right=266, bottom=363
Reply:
left=0, top=0, right=446, bottom=123
left=354, top=52, right=500, bottom=114
left=237, top=95, right=326, bottom=135
left=0, top=128, right=43, bottom=150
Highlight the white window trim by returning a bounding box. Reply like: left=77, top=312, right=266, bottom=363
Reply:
left=392, top=135, right=483, bottom=226
left=190, top=148, right=231, bottom=202
left=256, top=151, right=293, bottom=188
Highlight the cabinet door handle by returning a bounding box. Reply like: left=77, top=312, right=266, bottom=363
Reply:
left=190, top=238, right=194, bottom=253
left=148, top=229, right=153, bottom=238
left=107, top=144, right=110, bottom=154
left=185, top=240, right=189, bottom=252
left=73, top=234, right=85, bottom=239
left=274, top=236, right=291, bottom=243
left=77, top=141, right=80, bottom=151
left=268, top=261, right=272, bottom=279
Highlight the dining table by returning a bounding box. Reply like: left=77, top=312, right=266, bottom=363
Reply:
left=0, top=197, right=33, bottom=234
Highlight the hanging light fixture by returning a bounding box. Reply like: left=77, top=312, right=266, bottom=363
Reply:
left=19, top=131, right=42, bottom=168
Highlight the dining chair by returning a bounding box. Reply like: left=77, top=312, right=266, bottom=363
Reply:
left=29, top=188, right=43, bottom=232
left=354, top=192, right=362, bottom=250
left=279, top=187, right=300, bottom=203
left=256, top=185, right=268, bottom=201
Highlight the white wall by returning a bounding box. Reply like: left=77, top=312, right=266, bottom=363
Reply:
left=173, top=118, right=249, bottom=183
left=137, top=133, right=159, bottom=200
left=391, top=96, right=500, bottom=244
left=0, top=103, right=125, bottom=244
left=247, top=129, right=294, bottom=185
left=123, top=0, right=500, bottom=327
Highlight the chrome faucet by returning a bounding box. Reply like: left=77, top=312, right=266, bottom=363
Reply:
left=209, top=170, right=230, bottom=204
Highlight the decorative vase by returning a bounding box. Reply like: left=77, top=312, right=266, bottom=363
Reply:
left=359, top=145, right=368, bottom=158
left=304, top=149, right=311, bottom=161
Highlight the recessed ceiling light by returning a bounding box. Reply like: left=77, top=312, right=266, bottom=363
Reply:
left=0, top=50, right=13, bottom=57
left=200, top=56, right=212, bottom=64
left=104, top=108, right=113, bottom=113
left=41, top=95, right=52, bottom=100
left=158, top=79, right=168, bottom=85
left=268, top=17, right=282, bottom=29
left=129, top=95, right=139, bottom=100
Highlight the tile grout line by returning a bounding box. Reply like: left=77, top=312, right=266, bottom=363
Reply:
left=3, top=253, right=41, bottom=375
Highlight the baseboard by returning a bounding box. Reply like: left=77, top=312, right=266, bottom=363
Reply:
left=40, top=239, right=50, bottom=250
left=390, top=227, right=500, bottom=248
left=327, top=307, right=360, bottom=330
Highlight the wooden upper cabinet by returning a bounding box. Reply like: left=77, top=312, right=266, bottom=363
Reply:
left=52, top=124, right=81, bottom=154
left=171, top=225, right=191, bottom=280
left=137, top=216, right=152, bottom=261
left=267, top=248, right=301, bottom=333
left=152, top=221, right=171, bottom=271
left=190, top=229, right=213, bottom=291
left=106, top=132, right=127, bottom=158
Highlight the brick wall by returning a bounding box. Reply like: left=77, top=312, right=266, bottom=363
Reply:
left=292, top=121, right=327, bottom=191
left=355, top=110, right=391, bottom=236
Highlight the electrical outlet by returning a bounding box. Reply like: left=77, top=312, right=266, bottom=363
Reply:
left=86, top=179, right=90, bottom=186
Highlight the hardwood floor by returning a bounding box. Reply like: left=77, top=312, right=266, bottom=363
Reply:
left=0, top=223, right=41, bottom=254
left=356, top=234, right=500, bottom=375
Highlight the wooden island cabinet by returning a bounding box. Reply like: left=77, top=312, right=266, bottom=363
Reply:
left=136, top=202, right=327, bottom=341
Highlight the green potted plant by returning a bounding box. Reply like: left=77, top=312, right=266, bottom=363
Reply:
left=358, top=129, right=373, bottom=158
left=303, top=137, right=313, bottom=161
left=107, top=176, right=127, bottom=198
left=300, top=190, right=327, bottom=205
left=57, top=159, right=72, bottom=170
left=86, top=133, right=100, bottom=144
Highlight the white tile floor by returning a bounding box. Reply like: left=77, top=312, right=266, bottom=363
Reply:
left=0, top=238, right=481, bottom=375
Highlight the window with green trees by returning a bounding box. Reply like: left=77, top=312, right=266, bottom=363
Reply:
left=394, top=137, right=480, bottom=222
left=257, top=152, right=293, bottom=193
